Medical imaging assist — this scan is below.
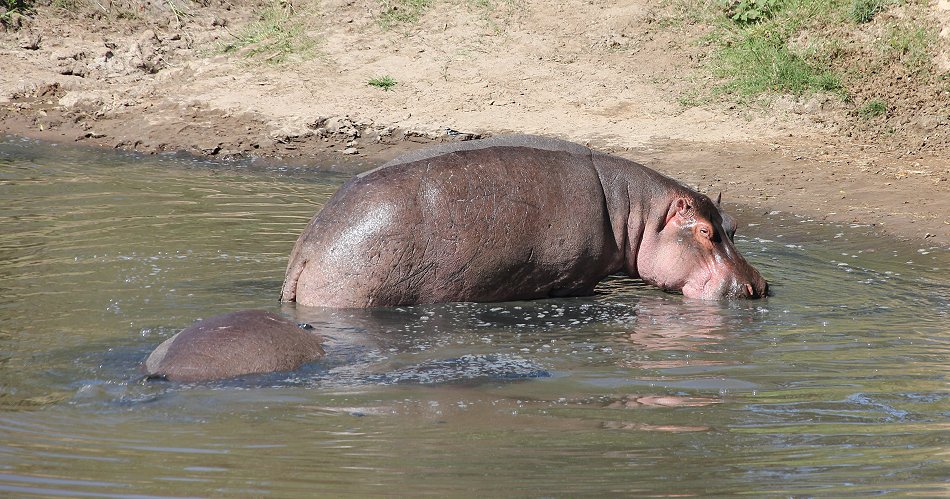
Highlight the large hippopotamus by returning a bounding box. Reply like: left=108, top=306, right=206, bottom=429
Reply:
left=281, top=135, right=767, bottom=307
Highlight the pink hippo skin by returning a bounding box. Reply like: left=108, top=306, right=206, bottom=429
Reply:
left=281, top=135, right=767, bottom=307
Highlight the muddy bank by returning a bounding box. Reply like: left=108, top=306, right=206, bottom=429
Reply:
left=5, top=93, right=946, bottom=247
left=1, top=0, right=947, bottom=246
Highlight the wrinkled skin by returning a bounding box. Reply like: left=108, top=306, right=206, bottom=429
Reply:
left=281, top=135, right=767, bottom=308
left=143, top=310, right=325, bottom=382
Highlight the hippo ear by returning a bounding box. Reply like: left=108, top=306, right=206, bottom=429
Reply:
left=715, top=192, right=722, bottom=206
left=675, top=198, right=691, bottom=215
left=665, top=198, right=692, bottom=227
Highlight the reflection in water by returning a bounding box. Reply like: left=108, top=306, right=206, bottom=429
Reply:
left=601, top=420, right=713, bottom=432
left=605, top=395, right=721, bottom=408
left=617, top=296, right=729, bottom=369
left=0, top=137, right=948, bottom=496
left=600, top=394, right=720, bottom=432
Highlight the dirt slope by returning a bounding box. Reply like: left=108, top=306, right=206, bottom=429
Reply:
left=1, top=0, right=948, bottom=245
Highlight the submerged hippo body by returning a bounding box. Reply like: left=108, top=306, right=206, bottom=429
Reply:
left=143, top=310, right=325, bottom=382
left=282, top=135, right=767, bottom=307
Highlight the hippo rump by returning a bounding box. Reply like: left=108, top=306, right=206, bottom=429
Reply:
left=281, top=134, right=767, bottom=308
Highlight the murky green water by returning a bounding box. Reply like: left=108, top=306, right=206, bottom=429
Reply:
left=1, top=136, right=947, bottom=497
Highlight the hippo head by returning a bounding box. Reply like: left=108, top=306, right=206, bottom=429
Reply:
left=635, top=193, right=768, bottom=300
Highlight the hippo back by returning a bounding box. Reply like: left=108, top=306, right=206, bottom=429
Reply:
left=144, top=310, right=325, bottom=382
left=375, top=134, right=592, bottom=171
left=283, top=138, right=625, bottom=307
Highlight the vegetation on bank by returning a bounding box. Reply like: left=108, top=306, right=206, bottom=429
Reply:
left=1, top=0, right=31, bottom=28
left=379, top=0, right=432, bottom=28
left=710, top=0, right=942, bottom=94
left=220, top=0, right=316, bottom=64
left=368, top=75, right=398, bottom=90
left=5, top=0, right=946, bottom=146
left=675, top=0, right=947, bottom=135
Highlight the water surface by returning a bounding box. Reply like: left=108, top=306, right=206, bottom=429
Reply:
left=1, top=136, right=947, bottom=496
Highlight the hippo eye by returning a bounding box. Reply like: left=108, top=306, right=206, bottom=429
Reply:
left=698, top=225, right=712, bottom=240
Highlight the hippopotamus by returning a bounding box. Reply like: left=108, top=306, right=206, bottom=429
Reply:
left=144, top=135, right=767, bottom=382
left=143, top=310, right=324, bottom=382
left=281, top=135, right=767, bottom=307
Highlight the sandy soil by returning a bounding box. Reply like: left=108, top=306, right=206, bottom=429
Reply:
left=1, top=0, right=948, bottom=246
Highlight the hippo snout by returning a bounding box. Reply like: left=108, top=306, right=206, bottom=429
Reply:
left=735, top=272, right=768, bottom=299
left=740, top=280, right=768, bottom=299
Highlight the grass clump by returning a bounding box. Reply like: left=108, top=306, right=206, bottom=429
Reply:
left=710, top=1, right=847, bottom=98
left=378, top=0, right=432, bottom=28
left=713, top=2, right=845, bottom=99
left=1, top=0, right=28, bottom=13
left=884, top=24, right=936, bottom=75
left=50, top=0, right=82, bottom=12
left=858, top=99, right=887, bottom=118
left=850, top=0, right=886, bottom=23
left=368, top=75, right=397, bottom=90
left=658, top=0, right=946, bottom=145
left=222, top=0, right=315, bottom=64
left=1, top=0, right=31, bottom=28
left=716, top=27, right=842, bottom=96
left=724, top=0, right=782, bottom=24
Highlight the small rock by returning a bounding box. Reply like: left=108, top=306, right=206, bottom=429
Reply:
left=910, top=115, right=940, bottom=132
left=18, top=31, right=41, bottom=50
left=60, top=61, right=89, bottom=78
left=59, top=91, right=104, bottom=110
left=128, top=29, right=165, bottom=74
left=341, top=147, right=358, bottom=155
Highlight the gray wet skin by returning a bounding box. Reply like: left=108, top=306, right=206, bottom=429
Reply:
left=281, top=135, right=767, bottom=307
left=143, top=310, right=325, bottom=382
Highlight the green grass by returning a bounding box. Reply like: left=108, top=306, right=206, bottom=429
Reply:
left=378, top=0, right=432, bottom=28
left=222, top=1, right=315, bottom=64
left=1, top=0, right=29, bottom=11
left=724, top=0, right=783, bottom=24
left=652, top=0, right=946, bottom=141
left=50, top=0, right=81, bottom=11
left=884, top=23, right=935, bottom=75
left=850, top=0, right=886, bottom=23
left=1, top=0, right=31, bottom=27
left=368, top=75, right=398, bottom=90
left=858, top=99, right=887, bottom=118
left=715, top=22, right=842, bottom=97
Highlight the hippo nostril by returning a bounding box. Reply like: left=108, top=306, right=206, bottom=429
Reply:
left=744, top=283, right=755, bottom=298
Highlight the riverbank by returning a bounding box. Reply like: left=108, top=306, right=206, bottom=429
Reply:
left=2, top=0, right=948, bottom=246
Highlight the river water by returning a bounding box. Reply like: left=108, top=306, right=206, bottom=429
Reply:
left=1, top=136, right=947, bottom=496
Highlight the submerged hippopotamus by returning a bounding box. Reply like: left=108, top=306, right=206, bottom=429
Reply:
left=281, top=135, right=767, bottom=307
left=143, top=310, right=324, bottom=382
